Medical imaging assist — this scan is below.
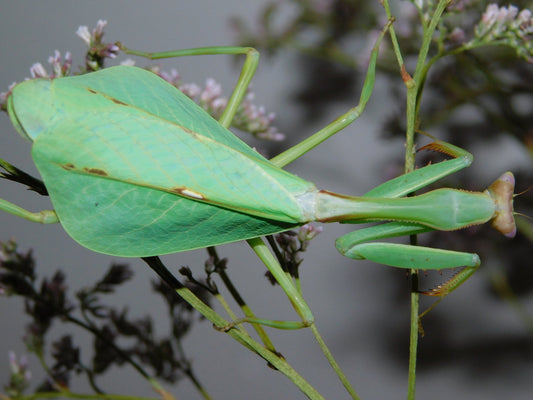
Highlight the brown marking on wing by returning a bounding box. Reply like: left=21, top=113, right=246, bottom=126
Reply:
left=61, top=163, right=76, bottom=170
left=85, top=87, right=128, bottom=106
left=82, top=167, right=108, bottom=176
left=110, top=97, right=128, bottom=106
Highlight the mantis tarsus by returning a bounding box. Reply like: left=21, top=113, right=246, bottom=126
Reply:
left=1, top=40, right=516, bottom=326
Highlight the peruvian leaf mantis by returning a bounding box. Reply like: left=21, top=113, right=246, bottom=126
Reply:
left=0, top=16, right=523, bottom=400
left=1, top=27, right=516, bottom=331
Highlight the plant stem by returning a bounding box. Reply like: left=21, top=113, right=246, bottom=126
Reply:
left=246, top=237, right=314, bottom=324
left=309, top=324, right=361, bottom=400
left=404, top=2, right=452, bottom=398
left=247, top=238, right=360, bottom=399
left=407, top=270, right=419, bottom=400
left=207, top=246, right=278, bottom=353
left=142, top=256, right=326, bottom=400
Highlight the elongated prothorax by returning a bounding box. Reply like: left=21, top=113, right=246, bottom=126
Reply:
left=311, top=172, right=515, bottom=235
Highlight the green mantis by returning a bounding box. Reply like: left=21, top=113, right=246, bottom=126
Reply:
left=0, top=27, right=522, bottom=400
left=1, top=45, right=516, bottom=298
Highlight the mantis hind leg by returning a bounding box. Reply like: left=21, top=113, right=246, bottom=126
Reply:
left=0, top=158, right=59, bottom=224
left=118, top=45, right=259, bottom=129
left=0, top=198, right=58, bottom=224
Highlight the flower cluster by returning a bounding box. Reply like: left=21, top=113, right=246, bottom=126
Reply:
left=267, top=224, right=323, bottom=283
left=31, top=50, right=73, bottom=79
left=149, top=65, right=285, bottom=141
left=0, top=50, right=72, bottom=110
left=232, top=91, right=285, bottom=141
left=76, top=19, right=119, bottom=71
left=151, top=66, right=229, bottom=118
left=474, top=4, right=533, bottom=62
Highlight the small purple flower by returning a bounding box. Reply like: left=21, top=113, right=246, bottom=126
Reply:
left=29, top=62, right=48, bottom=78
left=49, top=50, right=72, bottom=78
left=27, top=50, right=72, bottom=79
left=298, top=223, right=323, bottom=242
left=474, top=4, right=533, bottom=62
left=449, top=27, right=466, bottom=44
left=75, top=25, right=92, bottom=46
left=76, top=19, right=119, bottom=70
left=180, top=82, right=202, bottom=99
left=76, top=19, right=108, bottom=48
left=120, top=58, right=136, bottom=66
left=93, top=19, right=108, bottom=42
left=232, top=90, right=285, bottom=141
left=158, top=68, right=180, bottom=86
left=0, top=82, right=16, bottom=110
left=6, top=351, right=32, bottom=396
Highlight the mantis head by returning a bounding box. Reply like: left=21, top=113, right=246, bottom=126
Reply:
left=486, top=172, right=516, bottom=238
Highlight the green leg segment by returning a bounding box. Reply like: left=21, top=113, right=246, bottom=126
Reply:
left=119, top=45, right=259, bottom=130
left=0, top=198, right=58, bottom=224
left=336, top=222, right=480, bottom=271
left=363, top=140, right=473, bottom=198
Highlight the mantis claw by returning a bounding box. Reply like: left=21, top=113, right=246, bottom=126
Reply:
left=419, top=266, right=478, bottom=297
left=418, top=140, right=473, bottom=164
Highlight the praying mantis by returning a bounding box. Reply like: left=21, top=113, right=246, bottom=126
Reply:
left=0, top=37, right=516, bottom=325
left=0, top=29, right=521, bottom=400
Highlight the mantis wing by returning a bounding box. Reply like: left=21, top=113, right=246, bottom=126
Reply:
left=8, top=66, right=316, bottom=256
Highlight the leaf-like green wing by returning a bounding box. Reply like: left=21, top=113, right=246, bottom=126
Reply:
left=8, top=66, right=316, bottom=256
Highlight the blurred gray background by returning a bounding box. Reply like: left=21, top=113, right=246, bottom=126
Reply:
left=1, top=1, right=532, bottom=399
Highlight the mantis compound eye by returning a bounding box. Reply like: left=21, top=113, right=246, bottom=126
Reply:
left=486, top=172, right=516, bottom=238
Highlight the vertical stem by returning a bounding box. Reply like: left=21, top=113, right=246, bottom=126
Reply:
left=309, top=324, right=361, bottom=400
left=382, top=16, right=422, bottom=386
left=412, top=1, right=451, bottom=85
left=404, top=82, right=418, bottom=174
left=407, top=270, right=419, bottom=400
left=405, top=83, right=420, bottom=400
left=403, top=2, right=452, bottom=398
left=404, top=46, right=420, bottom=400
